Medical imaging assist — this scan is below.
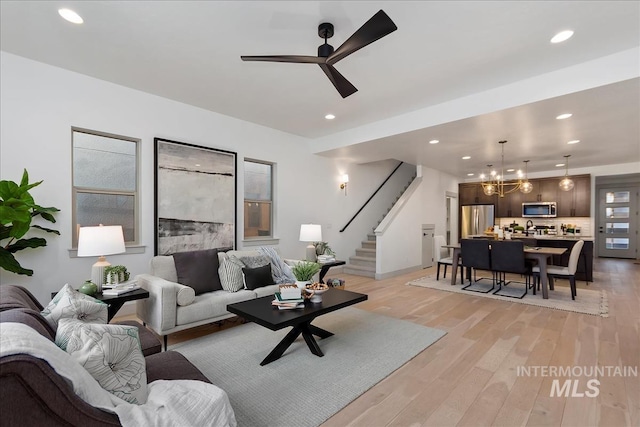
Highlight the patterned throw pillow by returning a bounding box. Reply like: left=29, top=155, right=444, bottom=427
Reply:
left=41, top=284, right=107, bottom=330
left=219, top=256, right=245, bottom=292
left=55, top=319, right=148, bottom=404
left=237, top=254, right=270, bottom=269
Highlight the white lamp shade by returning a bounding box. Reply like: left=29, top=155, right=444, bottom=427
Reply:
left=77, top=225, right=126, bottom=257
left=342, top=174, right=349, bottom=183
left=299, top=224, right=322, bottom=242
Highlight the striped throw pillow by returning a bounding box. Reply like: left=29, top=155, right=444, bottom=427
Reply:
left=219, top=256, right=245, bottom=292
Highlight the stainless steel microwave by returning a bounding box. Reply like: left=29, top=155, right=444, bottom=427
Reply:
left=522, top=202, right=557, bottom=218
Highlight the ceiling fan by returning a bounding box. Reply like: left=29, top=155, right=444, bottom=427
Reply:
left=241, top=10, right=397, bottom=98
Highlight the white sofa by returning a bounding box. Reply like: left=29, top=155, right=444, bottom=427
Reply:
left=135, top=249, right=303, bottom=349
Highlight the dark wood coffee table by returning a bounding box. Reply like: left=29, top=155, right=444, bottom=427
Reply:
left=227, top=288, right=367, bottom=365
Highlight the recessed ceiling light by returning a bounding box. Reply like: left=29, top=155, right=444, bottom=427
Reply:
left=556, top=113, right=572, bottom=120
left=429, top=139, right=439, bottom=144
left=324, top=114, right=335, bottom=120
left=556, top=163, right=565, bottom=167
left=551, top=30, right=574, bottom=44
left=462, top=156, right=471, bottom=160
left=467, top=173, right=474, bottom=176
left=506, top=168, right=515, bottom=172
left=58, top=8, right=83, bottom=24
left=567, top=139, right=580, bottom=144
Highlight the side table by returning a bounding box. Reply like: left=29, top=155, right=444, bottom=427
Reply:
left=51, top=288, right=150, bottom=322
left=318, top=260, right=346, bottom=283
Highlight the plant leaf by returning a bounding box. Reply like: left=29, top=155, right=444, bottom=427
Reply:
left=31, top=224, right=61, bottom=235
left=0, top=247, right=34, bottom=276
left=39, top=212, right=57, bottom=223
left=8, top=221, right=30, bottom=239
left=7, top=237, right=47, bottom=253
left=0, top=206, right=31, bottom=225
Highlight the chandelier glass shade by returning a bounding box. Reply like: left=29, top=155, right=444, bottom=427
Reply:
left=480, top=141, right=532, bottom=197
left=559, top=154, right=575, bottom=191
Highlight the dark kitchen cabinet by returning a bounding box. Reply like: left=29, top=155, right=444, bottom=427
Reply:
left=497, top=190, right=523, bottom=218
left=518, top=178, right=557, bottom=203
left=557, top=174, right=591, bottom=217
left=459, top=183, right=497, bottom=206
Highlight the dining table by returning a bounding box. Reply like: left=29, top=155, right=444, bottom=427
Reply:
left=444, top=243, right=567, bottom=299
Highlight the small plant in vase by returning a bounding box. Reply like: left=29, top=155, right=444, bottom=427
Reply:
left=313, top=241, right=335, bottom=256
left=291, top=261, right=321, bottom=288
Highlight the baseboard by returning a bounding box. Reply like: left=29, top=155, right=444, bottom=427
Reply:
left=375, top=265, right=422, bottom=280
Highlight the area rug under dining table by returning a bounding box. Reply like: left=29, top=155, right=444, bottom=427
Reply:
left=171, top=307, right=446, bottom=427
left=407, top=275, right=608, bottom=317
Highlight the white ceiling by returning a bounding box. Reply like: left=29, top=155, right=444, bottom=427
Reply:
left=1, top=1, right=639, bottom=177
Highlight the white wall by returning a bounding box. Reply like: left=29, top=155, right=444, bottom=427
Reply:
left=0, top=52, right=413, bottom=302
left=376, top=165, right=459, bottom=278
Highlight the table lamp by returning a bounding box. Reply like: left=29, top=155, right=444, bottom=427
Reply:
left=299, top=224, right=322, bottom=262
left=77, top=224, right=126, bottom=292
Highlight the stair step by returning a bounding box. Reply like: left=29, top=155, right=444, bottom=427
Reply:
left=349, top=256, right=376, bottom=268
left=343, top=264, right=376, bottom=278
left=361, top=240, right=376, bottom=249
left=367, top=234, right=376, bottom=242
left=356, top=248, right=376, bottom=258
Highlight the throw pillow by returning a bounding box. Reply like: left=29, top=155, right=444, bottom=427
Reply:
left=56, top=318, right=148, bottom=404
left=173, top=249, right=222, bottom=295
left=242, top=264, right=275, bottom=290
left=41, top=284, right=108, bottom=330
left=219, top=256, right=245, bottom=292
left=256, top=246, right=297, bottom=284
left=237, top=254, right=270, bottom=269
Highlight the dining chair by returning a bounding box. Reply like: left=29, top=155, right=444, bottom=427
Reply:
left=435, top=235, right=463, bottom=283
left=490, top=240, right=530, bottom=298
left=460, top=239, right=494, bottom=292
left=532, top=239, right=584, bottom=300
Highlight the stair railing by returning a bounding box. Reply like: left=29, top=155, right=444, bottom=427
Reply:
left=340, top=161, right=404, bottom=233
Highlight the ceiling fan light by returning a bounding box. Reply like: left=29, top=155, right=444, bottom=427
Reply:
left=559, top=177, right=575, bottom=191
left=520, top=181, right=534, bottom=194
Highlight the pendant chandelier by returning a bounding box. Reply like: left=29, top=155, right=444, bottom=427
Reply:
left=558, top=154, right=575, bottom=191
left=480, top=140, right=533, bottom=197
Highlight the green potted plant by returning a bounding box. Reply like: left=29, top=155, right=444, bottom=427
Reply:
left=291, top=261, right=321, bottom=287
left=313, top=241, right=335, bottom=256
left=0, top=169, right=60, bottom=276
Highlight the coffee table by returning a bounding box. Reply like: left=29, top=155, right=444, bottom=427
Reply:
left=227, top=288, right=367, bottom=365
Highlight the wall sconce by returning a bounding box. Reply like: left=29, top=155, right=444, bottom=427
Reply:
left=340, top=174, right=349, bottom=195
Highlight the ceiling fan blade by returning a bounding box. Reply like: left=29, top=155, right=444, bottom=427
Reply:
left=327, top=10, right=397, bottom=65
left=318, top=63, right=357, bottom=98
left=241, top=55, right=325, bottom=64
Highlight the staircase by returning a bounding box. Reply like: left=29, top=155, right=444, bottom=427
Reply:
left=344, top=175, right=416, bottom=278
left=344, top=234, right=377, bottom=277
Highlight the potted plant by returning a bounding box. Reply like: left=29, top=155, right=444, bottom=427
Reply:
left=291, top=261, right=321, bottom=288
left=0, top=169, right=60, bottom=276
left=313, top=241, right=335, bottom=256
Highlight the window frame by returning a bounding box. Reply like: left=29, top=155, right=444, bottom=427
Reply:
left=243, top=158, right=274, bottom=240
left=71, top=127, right=140, bottom=248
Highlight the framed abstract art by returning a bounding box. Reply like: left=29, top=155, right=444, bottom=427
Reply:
left=154, top=138, right=237, bottom=255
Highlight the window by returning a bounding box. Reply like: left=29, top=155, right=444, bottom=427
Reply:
left=244, top=160, right=273, bottom=238
left=72, top=128, right=139, bottom=247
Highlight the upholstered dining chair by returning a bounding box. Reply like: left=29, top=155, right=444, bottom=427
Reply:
left=460, top=239, right=493, bottom=292
left=532, top=239, right=584, bottom=300
left=435, top=235, right=463, bottom=283
left=490, top=240, right=530, bottom=299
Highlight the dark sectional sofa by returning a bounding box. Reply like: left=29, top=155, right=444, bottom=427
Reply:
left=0, top=284, right=210, bottom=426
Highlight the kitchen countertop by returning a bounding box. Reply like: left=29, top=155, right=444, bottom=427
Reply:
left=466, top=234, right=594, bottom=241
left=512, top=234, right=594, bottom=241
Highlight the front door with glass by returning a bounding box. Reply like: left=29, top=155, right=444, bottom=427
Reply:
left=598, top=187, right=639, bottom=258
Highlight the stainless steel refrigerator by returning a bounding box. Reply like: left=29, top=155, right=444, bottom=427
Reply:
left=461, top=205, right=495, bottom=239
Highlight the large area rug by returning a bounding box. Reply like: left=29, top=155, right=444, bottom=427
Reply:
left=172, top=307, right=446, bottom=427
left=407, top=275, right=608, bottom=317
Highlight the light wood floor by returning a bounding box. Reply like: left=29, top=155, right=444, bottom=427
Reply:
left=117, top=258, right=639, bottom=427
